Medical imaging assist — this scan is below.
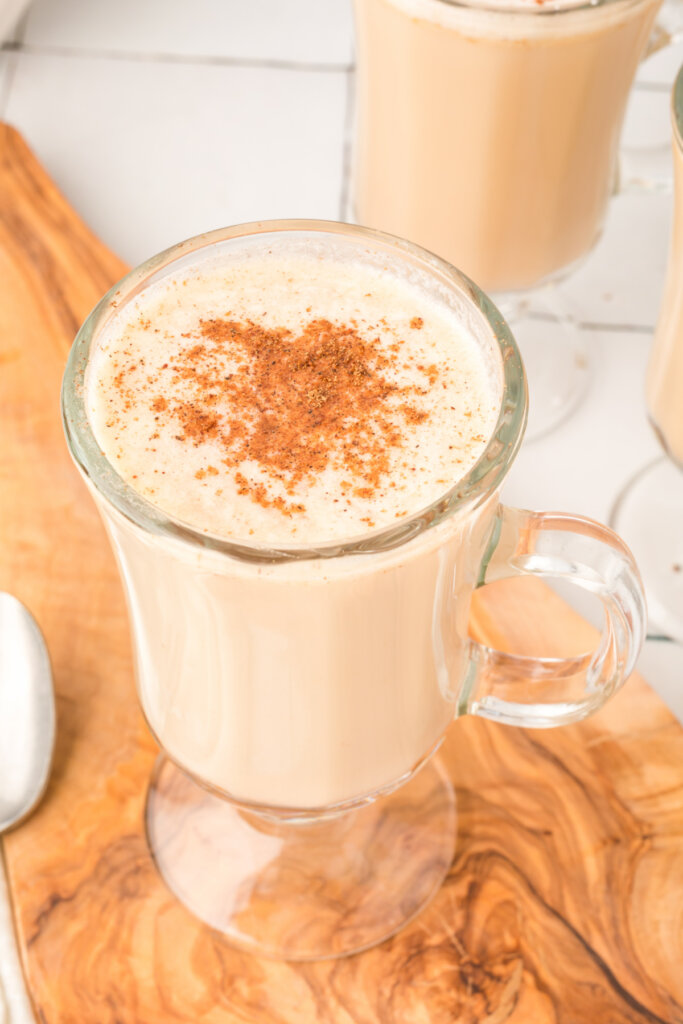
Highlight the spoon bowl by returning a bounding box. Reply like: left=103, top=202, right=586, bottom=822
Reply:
left=0, top=593, right=55, bottom=833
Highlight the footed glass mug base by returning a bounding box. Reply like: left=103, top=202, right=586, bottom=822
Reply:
left=146, top=755, right=456, bottom=961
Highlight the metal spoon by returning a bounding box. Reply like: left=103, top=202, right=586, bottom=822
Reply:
left=0, top=594, right=55, bottom=832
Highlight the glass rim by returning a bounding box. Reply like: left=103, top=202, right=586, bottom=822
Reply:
left=61, top=219, right=527, bottom=564
left=428, top=0, right=649, bottom=16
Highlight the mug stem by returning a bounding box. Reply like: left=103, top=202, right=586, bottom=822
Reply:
left=145, top=754, right=456, bottom=961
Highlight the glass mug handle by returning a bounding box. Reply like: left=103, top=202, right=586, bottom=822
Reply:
left=617, top=0, right=683, bottom=194
left=461, top=507, right=647, bottom=727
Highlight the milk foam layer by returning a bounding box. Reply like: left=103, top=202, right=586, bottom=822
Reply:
left=87, top=249, right=499, bottom=545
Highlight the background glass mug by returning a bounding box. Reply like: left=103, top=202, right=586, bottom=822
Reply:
left=352, top=0, right=681, bottom=437
left=353, top=0, right=678, bottom=293
left=62, top=221, right=647, bottom=961
left=613, top=63, right=683, bottom=643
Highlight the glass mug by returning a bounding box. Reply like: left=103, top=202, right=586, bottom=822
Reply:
left=352, top=0, right=680, bottom=438
left=613, top=63, right=683, bottom=643
left=62, top=221, right=646, bottom=961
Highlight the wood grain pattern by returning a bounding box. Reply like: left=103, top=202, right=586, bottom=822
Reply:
left=0, top=121, right=682, bottom=1023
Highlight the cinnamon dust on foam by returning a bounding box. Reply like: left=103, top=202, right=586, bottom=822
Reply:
left=112, top=314, right=436, bottom=520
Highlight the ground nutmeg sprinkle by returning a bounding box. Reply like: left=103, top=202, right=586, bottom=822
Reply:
left=112, top=316, right=437, bottom=517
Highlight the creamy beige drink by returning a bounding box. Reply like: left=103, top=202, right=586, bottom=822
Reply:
left=646, top=108, right=683, bottom=466
left=85, top=235, right=501, bottom=808
left=353, top=0, right=661, bottom=293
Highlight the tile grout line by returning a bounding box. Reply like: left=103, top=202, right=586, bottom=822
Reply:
left=524, top=311, right=655, bottom=335
left=634, top=80, right=675, bottom=93
left=0, top=40, right=355, bottom=74
left=338, top=68, right=355, bottom=222
left=576, top=320, right=654, bottom=335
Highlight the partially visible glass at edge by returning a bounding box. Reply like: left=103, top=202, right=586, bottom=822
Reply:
left=673, top=62, right=683, bottom=146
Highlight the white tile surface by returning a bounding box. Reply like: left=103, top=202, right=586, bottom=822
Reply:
left=22, top=0, right=354, bottom=65
left=504, top=328, right=661, bottom=525
left=626, top=73, right=674, bottom=147
left=544, top=36, right=682, bottom=330
left=635, top=34, right=683, bottom=86
left=5, top=52, right=348, bottom=265
left=563, top=192, right=671, bottom=329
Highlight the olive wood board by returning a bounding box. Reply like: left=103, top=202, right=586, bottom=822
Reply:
left=1, top=123, right=682, bottom=1024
